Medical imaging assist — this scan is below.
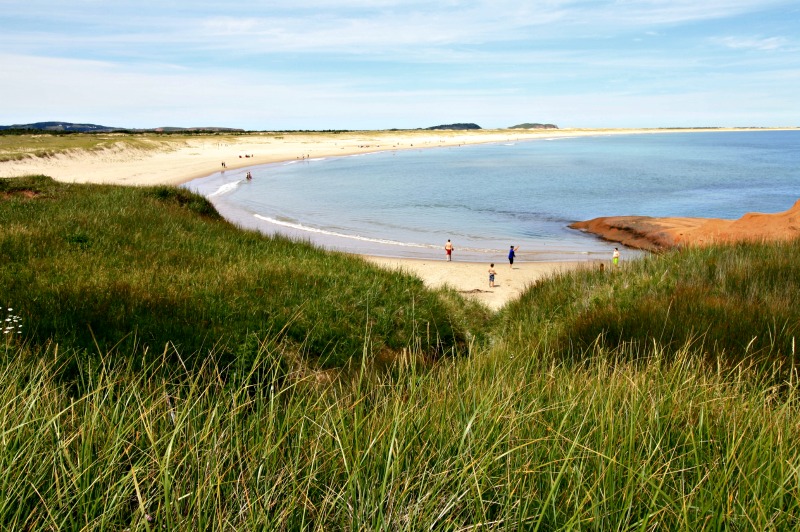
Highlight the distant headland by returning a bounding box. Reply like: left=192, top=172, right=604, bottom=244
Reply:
left=1, top=121, right=563, bottom=134
left=0, top=121, right=245, bottom=134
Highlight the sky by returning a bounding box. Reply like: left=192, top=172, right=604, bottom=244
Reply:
left=1, top=0, right=799, bottom=130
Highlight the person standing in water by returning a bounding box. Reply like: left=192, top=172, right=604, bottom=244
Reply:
left=508, top=245, right=519, bottom=268
left=445, top=239, right=454, bottom=261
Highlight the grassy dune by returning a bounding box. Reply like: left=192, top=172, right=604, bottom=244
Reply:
left=0, top=133, right=191, bottom=162
left=494, top=240, right=800, bottom=367
left=3, top=175, right=800, bottom=529
left=1, top=176, right=486, bottom=371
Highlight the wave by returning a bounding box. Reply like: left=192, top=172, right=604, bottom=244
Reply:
left=253, top=214, right=592, bottom=260
left=208, top=180, right=243, bottom=197
left=254, top=215, right=431, bottom=248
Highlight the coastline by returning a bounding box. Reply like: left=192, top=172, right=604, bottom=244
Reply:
left=2, top=127, right=791, bottom=187
left=570, top=199, right=800, bottom=252
left=3, top=126, right=795, bottom=309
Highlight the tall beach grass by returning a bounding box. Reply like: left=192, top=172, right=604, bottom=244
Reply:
left=1, top=176, right=487, bottom=372
left=3, top=336, right=800, bottom=529
left=4, top=173, right=800, bottom=528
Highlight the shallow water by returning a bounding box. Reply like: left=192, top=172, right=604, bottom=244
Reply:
left=184, top=130, right=800, bottom=262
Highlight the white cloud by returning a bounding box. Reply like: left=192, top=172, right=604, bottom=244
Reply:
left=1, top=1, right=798, bottom=129
left=712, top=36, right=793, bottom=52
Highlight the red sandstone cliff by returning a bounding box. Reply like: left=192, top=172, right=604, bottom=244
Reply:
left=570, top=199, right=800, bottom=251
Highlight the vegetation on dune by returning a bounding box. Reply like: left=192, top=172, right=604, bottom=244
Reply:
left=3, top=329, right=800, bottom=529
left=494, top=240, right=800, bottom=368
left=0, top=133, right=185, bottom=162
left=0, top=176, right=486, bottom=371
left=3, top=173, right=800, bottom=529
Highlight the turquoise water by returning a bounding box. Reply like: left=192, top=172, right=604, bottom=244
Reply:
left=184, top=130, right=800, bottom=261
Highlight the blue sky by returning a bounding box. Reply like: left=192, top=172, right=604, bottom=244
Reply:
left=1, top=0, right=798, bottom=130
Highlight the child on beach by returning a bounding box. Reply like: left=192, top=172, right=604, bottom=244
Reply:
left=612, top=247, right=620, bottom=267
left=488, top=263, right=496, bottom=288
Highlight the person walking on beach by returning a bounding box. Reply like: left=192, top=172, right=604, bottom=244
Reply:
left=508, top=245, right=519, bottom=268
left=612, top=247, right=620, bottom=267
left=445, top=239, right=454, bottom=261
left=488, top=263, right=497, bottom=288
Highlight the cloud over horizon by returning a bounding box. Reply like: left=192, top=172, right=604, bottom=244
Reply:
left=1, top=0, right=798, bottom=129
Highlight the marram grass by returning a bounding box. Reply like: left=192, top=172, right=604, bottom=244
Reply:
left=4, top=174, right=800, bottom=529
left=2, top=339, right=800, bottom=530
left=494, top=239, right=800, bottom=370
left=0, top=176, right=487, bottom=371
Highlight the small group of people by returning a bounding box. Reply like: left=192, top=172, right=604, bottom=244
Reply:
left=444, top=239, right=622, bottom=289
left=444, top=240, right=519, bottom=288
left=445, top=240, right=519, bottom=267
left=246, top=171, right=253, bottom=181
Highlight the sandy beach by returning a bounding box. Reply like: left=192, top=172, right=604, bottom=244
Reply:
left=363, top=256, right=593, bottom=310
left=1, top=127, right=770, bottom=187
left=3, top=127, right=796, bottom=309
left=0, top=129, right=601, bottom=187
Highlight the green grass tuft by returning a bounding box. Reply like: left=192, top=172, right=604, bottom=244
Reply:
left=4, top=173, right=800, bottom=528
left=1, top=176, right=487, bottom=372
left=494, top=240, right=800, bottom=370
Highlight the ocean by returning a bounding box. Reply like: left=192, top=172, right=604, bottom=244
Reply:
left=183, top=130, right=800, bottom=262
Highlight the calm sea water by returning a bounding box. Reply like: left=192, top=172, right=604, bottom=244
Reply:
left=184, top=130, right=800, bottom=261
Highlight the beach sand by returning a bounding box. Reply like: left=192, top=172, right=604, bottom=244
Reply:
left=0, top=129, right=614, bottom=187
left=1, top=127, right=762, bottom=187
left=3, top=127, right=795, bottom=310
left=362, top=257, right=592, bottom=311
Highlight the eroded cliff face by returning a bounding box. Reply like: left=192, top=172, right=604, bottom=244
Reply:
left=570, top=199, right=800, bottom=251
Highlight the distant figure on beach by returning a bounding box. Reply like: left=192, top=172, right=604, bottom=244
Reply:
left=508, top=245, right=519, bottom=268
left=246, top=171, right=252, bottom=181
left=488, top=263, right=496, bottom=287
left=612, top=247, right=620, bottom=267
left=221, top=161, right=226, bottom=169
left=445, top=239, right=454, bottom=261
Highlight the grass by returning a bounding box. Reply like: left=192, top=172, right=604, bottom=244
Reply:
left=494, top=241, right=800, bottom=369
left=0, top=133, right=186, bottom=162
left=3, top=337, right=800, bottom=529
left=0, top=176, right=487, bottom=371
left=3, top=173, right=800, bottom=529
